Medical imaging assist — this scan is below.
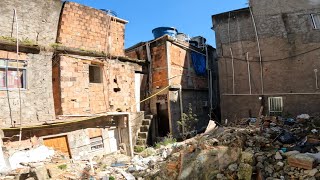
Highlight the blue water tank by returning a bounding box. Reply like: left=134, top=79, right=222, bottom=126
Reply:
left=152, top=27, right=178, bottom=39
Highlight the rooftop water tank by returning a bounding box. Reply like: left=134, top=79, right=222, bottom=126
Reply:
left=176, top=33, right=189, bottom=42
left=190, top=36, right=206, bottom=48
left=152, top=27, right=178, bottom=39
left=100, top=9, right=117, bottom=17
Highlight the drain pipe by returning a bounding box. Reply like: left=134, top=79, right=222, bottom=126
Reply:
left=179, top=86, right=184, bottom=134
left=246, top=52, right=252, bottom=94
left=230, top=48, right=235, bottom=94
left=249, top=6, right=264, bottom=94
left=314, top=69, right=319, bottom=89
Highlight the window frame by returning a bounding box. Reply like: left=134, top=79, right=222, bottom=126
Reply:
left=0, top=59, right=27, bottom=90
left=311, top=13, right=320, bottom=29
left=268, top=97, right=283, bottom=116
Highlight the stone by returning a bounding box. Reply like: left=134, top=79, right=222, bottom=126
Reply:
left=228, top=163, right=238, bottom=172
left=240, top=151, right=254, bottom=165
left=256, top=162, right=264, bottom=169
left=265, top=165, right=274, bottom=174
left=288, top=153, right=316, bottom=170
left=277, top=162, right=284, bottom=167
left=237, top=163, right=252, bottom=180
left=46, top=164, right=65, bottom=179
left=30, top=166, right=49, bottom=180
left=217, top=173, right=224, bottom=179
left=304, top=169, right=318, bottom=177
left=275, top=152, right=282, bottom=160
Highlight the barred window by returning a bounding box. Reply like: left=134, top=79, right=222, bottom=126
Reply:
left=0, top=59, right=27, bottom=89
left=311, top=14, right=320, bottom=29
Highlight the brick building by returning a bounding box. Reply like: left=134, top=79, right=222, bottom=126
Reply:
left=212, top=0, right=320, bottom=121
left=126, top=35, right=219, bottom=138
left=0, top=0, right=146, bottom=161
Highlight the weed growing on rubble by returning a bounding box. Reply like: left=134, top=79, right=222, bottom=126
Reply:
left=178, top=103, right=199, bottom=139
left=155, top=133, right=177, bottom=149
left=134, top=146, right=145, bottom=153
left=57, top=164, right=67, bottom=170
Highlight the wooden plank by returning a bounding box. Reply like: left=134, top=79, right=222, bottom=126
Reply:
left=43, top=136, right=71, bottom=157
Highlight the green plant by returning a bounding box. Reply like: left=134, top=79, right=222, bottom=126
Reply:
left=0, top=36, right=16, bottom=42
left=109, top=176, right=115, bottom=180
left=20, top=38, right=36, bottom=45
left=155, top=133, right=177, bottom=149
left=57, top=164, right=67, bottom=170
left=134, top=146, right=145, bottom=153
left=50, top=43, right=62, bottom=48
left=178, top=103, right=199, bottom=139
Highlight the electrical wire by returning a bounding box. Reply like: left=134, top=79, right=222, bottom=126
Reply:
left=219, top=46, right=320, bottom=62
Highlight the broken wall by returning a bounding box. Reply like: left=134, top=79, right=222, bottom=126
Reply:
left=212, top=1, right=320, bottom=121
left=57, top=2, right=126, bottom=56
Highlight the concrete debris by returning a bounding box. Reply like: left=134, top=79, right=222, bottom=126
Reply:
left=1, top=115, right=320, bottom=180
left=9, top=145, right=54, bottom=170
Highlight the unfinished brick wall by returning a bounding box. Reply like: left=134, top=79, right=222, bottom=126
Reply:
left=169, top=43, right=208, bottom=89
left=57, top=2, right=126, bottom=56
left=53, top=55, right=140, bottom=115
left=126, top=37, right=212, bottom=137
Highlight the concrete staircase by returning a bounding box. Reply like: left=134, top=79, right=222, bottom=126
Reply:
left=134, top=115, right=153, bottom=151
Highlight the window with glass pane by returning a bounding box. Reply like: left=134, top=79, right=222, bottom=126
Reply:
left=0, top=59, right=26, bottom=89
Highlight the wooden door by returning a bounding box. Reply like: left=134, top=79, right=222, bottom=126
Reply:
left=43, top=135, right=71, bottom=157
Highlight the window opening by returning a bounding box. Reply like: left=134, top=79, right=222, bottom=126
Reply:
left=89, top=65, right=102, bottom=83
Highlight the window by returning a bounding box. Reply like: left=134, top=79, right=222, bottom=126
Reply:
left=0, top=59, right=26, bottom=89
left=90, top=136, right=104, bottom=151
left=311, top=14, right=320, bottom=29
left=89, top=65, right=102, bottom=83
left=268, top=97, right=283, bottom=116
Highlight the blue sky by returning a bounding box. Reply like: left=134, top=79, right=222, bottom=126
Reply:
left=71, top=0, right=248, bottom=48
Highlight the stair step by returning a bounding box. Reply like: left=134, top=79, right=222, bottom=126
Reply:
left=145, top=115, right=153, bottom=120
left=136, top=139, right=147, bottom=146
left=142, top=119, right=151, bottom=125
left=140, top=125, right=149, bottom=132
left=138, top=132, right=147, bottom=139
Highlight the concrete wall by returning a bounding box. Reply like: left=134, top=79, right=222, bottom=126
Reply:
left=57, top=2, right=126, bottom=56
left=212, top=0, right=320, bottom=121
left=0, top=0, right=62, bottom=46
left=53, top=55, right=141, bottom=115
left=0, top=51, right=55, bottom=127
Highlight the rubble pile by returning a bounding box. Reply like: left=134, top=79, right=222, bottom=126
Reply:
left=132, top=115, right=320, bottom=180
left=1, top=114, right=320, bottom=180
